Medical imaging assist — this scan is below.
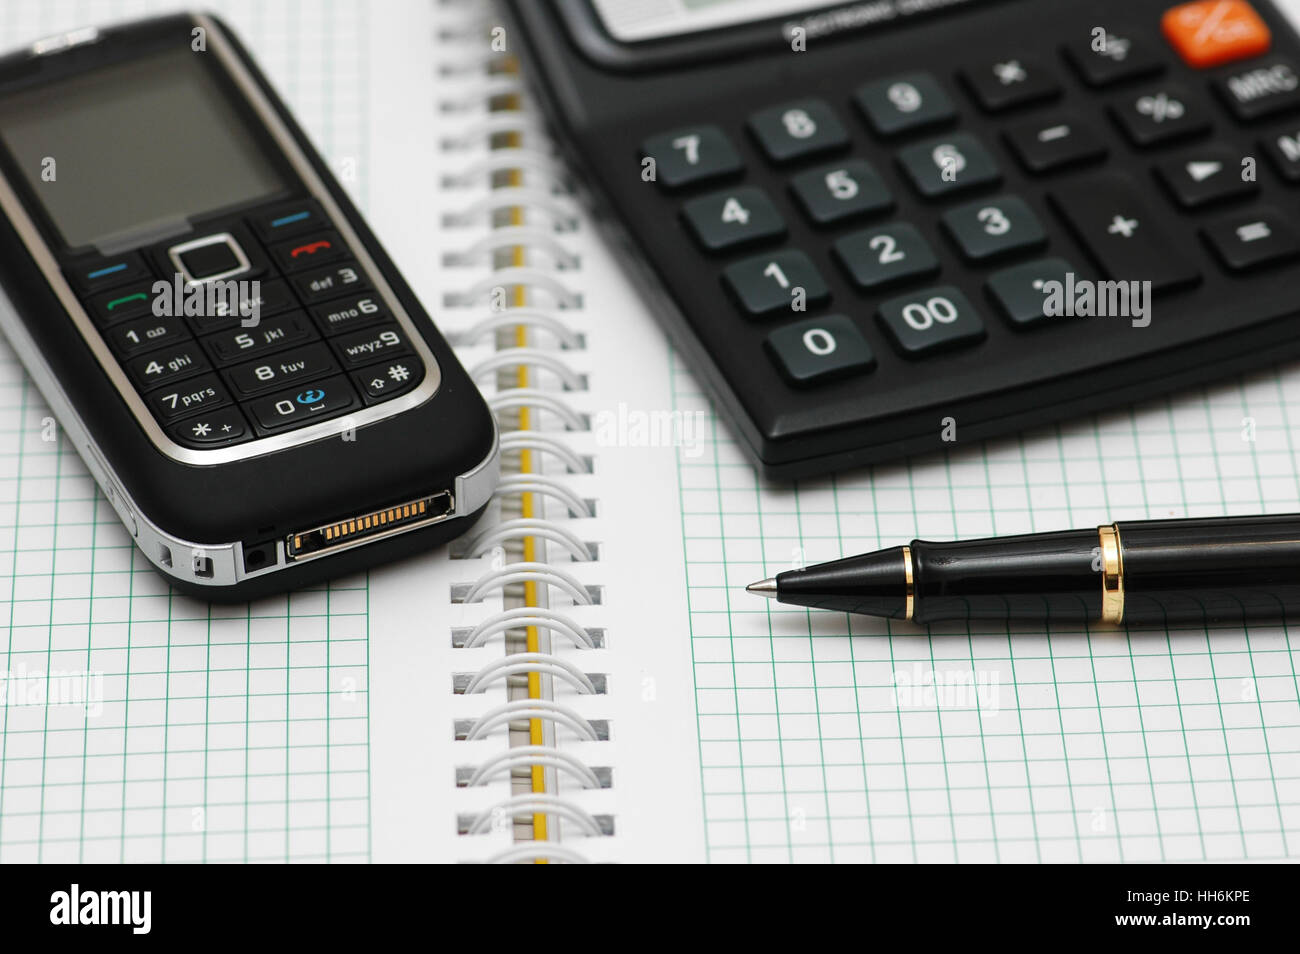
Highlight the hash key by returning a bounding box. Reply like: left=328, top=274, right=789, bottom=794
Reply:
left=1048, top=174, right=1199, bottom=293
left=682, top=187, right=786, bottom=253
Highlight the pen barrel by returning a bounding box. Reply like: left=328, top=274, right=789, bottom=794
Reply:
left=910, top=529, right=1101, bottom=623
left=1117, top=515, right=1300, bottom=625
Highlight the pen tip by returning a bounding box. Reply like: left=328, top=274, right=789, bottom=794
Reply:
left=746, top=578, right=778, bottom=598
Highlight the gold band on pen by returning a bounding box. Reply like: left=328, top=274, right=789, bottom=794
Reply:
left=902, top=545, right=915, bottom=621
left=1098, top=523, right=1124, bottom=625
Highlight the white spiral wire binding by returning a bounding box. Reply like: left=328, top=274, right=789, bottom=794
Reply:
left=439, top=0, right=606, bottom=862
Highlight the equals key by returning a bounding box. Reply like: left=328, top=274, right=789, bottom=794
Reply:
left=1048, top=173, right=1200, bottom=293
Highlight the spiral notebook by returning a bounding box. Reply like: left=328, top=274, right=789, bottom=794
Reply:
left=1, top=0, right=1297, bottom=865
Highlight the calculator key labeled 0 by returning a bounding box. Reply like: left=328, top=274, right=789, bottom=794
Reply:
left=766, top=315, right=875, bottom=386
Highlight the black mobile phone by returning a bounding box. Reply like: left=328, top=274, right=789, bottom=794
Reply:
left=503, top=0, right=1300, bottom=477
left=0, top=12, right=498, bottom=600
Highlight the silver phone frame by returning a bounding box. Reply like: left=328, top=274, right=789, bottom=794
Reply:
left=0, top=12, right=441, bottom=466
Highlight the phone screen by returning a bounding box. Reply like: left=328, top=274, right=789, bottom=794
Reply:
left=0, top=44, right=286, bottom=250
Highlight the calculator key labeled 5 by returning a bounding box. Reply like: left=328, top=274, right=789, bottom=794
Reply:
left=876, top=287, right=986, bottom=357
left=1154, top=147, right=1258, bottom=208
left=1111, top=84, right=1210, bottom=147
left=986, top=258, right=1080, bottom=328
left=1201, top=212, right=1300, bottom=271
left=641, top=125, right=743, bottom=190
left=833, top=223, right=939, bottom=291
left=1162, top=1, right=1272, bottom=69
left=960, top=55, right=1061, bottom=112
left=1063, top=27, right=1165, bottom=87
left=722, top=250, right=829, bottom=318
left=682, top=186, right=785, bottom=252
left=789, top=159, right=893, bottom=226
left=1002, top=115, right=1107, bottom=174
left=854, top=72, right=955, bottom=137
left=941, top=196, right=1046, bottom=262
left=765, top=315, right=875, bottom=386
left=897, top=133, right=1001, bottom=198
left=747, top=99, right=848, bottom=163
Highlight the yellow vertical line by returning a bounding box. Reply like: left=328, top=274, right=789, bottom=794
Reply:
left=501, top=73, right=549, bottom=852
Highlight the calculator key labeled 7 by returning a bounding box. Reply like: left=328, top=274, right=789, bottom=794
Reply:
left=682, top=186, right=785, bottom=252
left=747, top=99, right=848, bottom=163
left=766, top=315, right=875, bottom=386
left=723, top=250, right=829, bottom=317
left=876, top=287, right=986, bottom=357
left=941, top=195, right=1046, bottom=262
left=833, top=223, right=939, bottom=291
left=897, top=133, right=1001, bottom=198
left=790, top=159, right=893, bottom=226
left=642, top=125, right=743, bottom=190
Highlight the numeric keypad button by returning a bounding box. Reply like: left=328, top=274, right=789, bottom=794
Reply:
left=292, top=262, right=369, bottom=302
left=789, top=159, right=893, bottom=225
left=722, top=250, right=829, bottom=317
left=203, top=312, right=315, bottom=365
left=223, top=343, right=340, bottom=398
left=126, top=342, right=211, bottom=391
left=147, top=373, right=232, bottom=422
left=331, top=325, right=414, bottom=368
left=105, top=315, right=191, bottom=358
left=766, top=315, right=875, bottom=386
left=897, top=133, right=1001, bottom=198
left=832, top=223, right=939, bottom=291
left=876, top=287, right=986, bottom=357
left=641, top=125, right=743, bottom=190
left=854, top=72, right=956, bottom=137
left=941, top=196, right=1047, bottom=262
left=352, top=360, right=425, bottom=404
left=682, top=186, right=786, bottom=252
left=747, top=99, right=849, bottom=163
left=186, top=277, right=298, bottom=335
left=246, top=375, right=357, bottom=433
left=310, top=294, right=389, bottom=336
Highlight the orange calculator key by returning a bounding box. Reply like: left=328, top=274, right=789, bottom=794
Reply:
left=1163, top=1, right=1272, bottom=68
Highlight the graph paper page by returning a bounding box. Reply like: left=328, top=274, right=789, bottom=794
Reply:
left=0, top=0, right=432, bottom=863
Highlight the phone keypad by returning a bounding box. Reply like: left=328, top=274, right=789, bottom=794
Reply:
left=60, top=196, right=425, bottom=449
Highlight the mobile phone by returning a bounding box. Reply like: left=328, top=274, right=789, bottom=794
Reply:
left=0, top=12, right=498, bottom=599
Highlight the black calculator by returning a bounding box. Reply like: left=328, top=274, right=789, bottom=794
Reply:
left=505, top=0, right=1300, bottom=477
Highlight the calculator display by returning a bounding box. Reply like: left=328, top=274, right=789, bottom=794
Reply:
left=0, top=45, right=285, bottom=250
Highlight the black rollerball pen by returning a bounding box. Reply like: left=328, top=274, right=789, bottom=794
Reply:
left=746, top=514, right=1300, bottom=626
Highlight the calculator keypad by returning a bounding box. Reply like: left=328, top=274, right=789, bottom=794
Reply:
left=630, top=0, right=1300, bottom=465
left=60, top=196, right=425, bottom=449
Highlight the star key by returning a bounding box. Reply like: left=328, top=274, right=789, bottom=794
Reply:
left=166, top=407, right=249, bottom=447
left=1049, top=174, right=1200, bottom=292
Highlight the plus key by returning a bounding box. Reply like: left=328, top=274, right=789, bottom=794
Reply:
left=1048, top=174, right=1200, bottom=293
